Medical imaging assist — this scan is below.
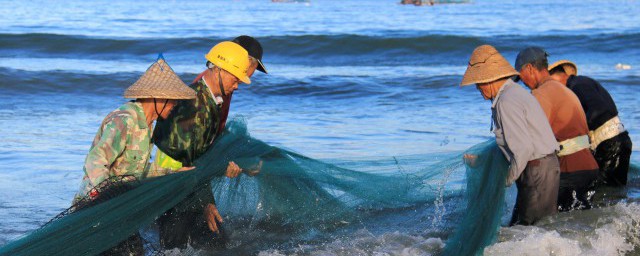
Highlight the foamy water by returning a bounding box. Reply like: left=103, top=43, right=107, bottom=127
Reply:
left=486, top=203, right=640, bottom=256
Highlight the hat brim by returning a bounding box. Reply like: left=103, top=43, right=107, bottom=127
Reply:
left=548, top=60, right=577, bottom=76
left=513, top=75, right=521, bottom=82
left=256, top=59, right=267, bottom=74
left=240, top=76, right=252, bottom=85
left=460, top=66, right=519, bottom=86
left=124, top=58, right=196, bottom=100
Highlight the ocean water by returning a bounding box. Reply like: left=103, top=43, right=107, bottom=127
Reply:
left=0, top=0, right=639, bottom=255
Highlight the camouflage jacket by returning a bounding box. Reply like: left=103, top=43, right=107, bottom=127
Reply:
left=76, top=102, right=163, bottom=200
left=153, top=78, right=222, bottom=166
left=192, top=70, right=233, bottom=136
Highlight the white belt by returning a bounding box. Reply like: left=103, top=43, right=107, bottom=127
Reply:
left=557, top=135, right=590, bottom=157
left=589, top=116, right=625, bottom=150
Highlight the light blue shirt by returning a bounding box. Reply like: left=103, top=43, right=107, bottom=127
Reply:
left=492, top=79, right=559, bottom=186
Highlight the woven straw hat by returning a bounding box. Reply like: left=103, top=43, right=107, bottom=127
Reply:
left=124, top=57, right=196, bottom=99
left=548, top=60, right=577, bottom=76
left=460, top=45, right=519, bottom=86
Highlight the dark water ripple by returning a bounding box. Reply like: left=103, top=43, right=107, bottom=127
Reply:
left=1, top=32, right=639, bottom=66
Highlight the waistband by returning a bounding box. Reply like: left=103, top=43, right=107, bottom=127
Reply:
left=589, top=116, right=625, bottom=150
left=528, top=153, right=556, bottom=167
left=557, top=135, right=590, bottom=157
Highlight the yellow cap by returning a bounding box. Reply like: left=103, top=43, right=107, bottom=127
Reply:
left=205, top=41, right=251, bottom=84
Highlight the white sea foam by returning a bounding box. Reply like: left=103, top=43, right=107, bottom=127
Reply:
left=485, top=203, right=640, bottom=256
left=254, top=202, right=640, bottom=256
left=258, top=230, right=444, bottom=256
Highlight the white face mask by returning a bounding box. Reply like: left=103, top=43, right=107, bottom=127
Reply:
left=213, top=95, right=224, bottom=106
left=201, top=73, right=225, bottom=106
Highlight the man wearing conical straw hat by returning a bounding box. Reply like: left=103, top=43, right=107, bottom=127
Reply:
left=461, top=45, right=560, bottom=225
left=71, top=57, right=196, bottom=254
left=548, top=60, right=632, bottom=187
left=515, top=47, right=599, bottom=212
left=152, top=41, right=258, bottom=249
left=74, top=56, right=196, bottom=204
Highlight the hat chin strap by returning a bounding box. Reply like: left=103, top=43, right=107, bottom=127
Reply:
left=216, top=67, right=227, bottom=98
left=154, top=99, right=169, bottom=120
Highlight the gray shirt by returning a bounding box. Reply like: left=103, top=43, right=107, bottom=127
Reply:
left=492, top=79, right=559, bottom=186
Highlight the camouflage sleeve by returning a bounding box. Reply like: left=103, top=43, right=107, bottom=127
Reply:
left=190, top=111, right=209, bottom=161
left=144, top=154, right=171, bottom=178
left=153, top=99, right=197, bottom=165
left=83, top=114, right=129, bottom=187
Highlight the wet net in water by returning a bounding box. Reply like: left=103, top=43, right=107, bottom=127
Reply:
left=0, top=118, right=511, bottom=256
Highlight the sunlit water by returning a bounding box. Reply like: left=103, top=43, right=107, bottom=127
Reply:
left=1, top=0, right=639, bottom=254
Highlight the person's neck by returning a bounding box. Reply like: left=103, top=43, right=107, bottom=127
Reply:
left=203, top=68, right=222, bottom=96
left=139, top=100, right=159, bottom=127
left=489, top=78, right=508, bottom=99
left=533, top=71, right=552, bottom=89
left=553, top=74, right=569, bottom=86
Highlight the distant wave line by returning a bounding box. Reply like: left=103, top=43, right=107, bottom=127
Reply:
left=1, top=32, right=639, bottom=59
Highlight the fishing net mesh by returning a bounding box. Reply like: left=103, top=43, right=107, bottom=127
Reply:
left=0, top=118, right=514, bottom=256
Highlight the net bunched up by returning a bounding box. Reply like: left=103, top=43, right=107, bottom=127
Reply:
left=0, top=118, right=511, bottom=255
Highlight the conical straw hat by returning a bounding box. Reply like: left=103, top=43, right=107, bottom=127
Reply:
left=548, top=60, right=577, bottom=76
left=460, top=45, right=519, bottom=86
left=124, top=57, right=196, bottom=99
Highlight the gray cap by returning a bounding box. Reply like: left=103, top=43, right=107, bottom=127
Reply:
left=514, top=47, right=548, bottom=71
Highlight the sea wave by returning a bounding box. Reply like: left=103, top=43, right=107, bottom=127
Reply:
left=0, top=66, right=465, bottom=96
left=1, top=32, right=639, bottom=66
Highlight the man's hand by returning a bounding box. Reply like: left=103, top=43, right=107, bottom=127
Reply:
left=243, top=160, right=263, bottom=177
left=225, top=161, right=242, bottom=178
left=175, top=166, right=196, bottom=172
left=463, top=154, right=478, bottom=167
left=204, top=202, right=224, bottom=234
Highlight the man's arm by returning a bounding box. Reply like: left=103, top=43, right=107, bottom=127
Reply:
left=498, top=101, right=535, bottom=186
left=83, top=115, right=129, bottom=188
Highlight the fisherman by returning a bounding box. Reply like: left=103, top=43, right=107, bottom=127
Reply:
left=73, top=57, right=196, bottom=254
left=154, top=36, right=267, bottom=169
left=548, top=60, right=632, bottom=186
left=515, top=47, right=600, bottom=211
left=155, top=35, right=267, bottom=169
left=153, top=40, right=266, bottom=249
left=461, top=45, right=560, bottom=225
left=188, top=35, right=268, bottom=137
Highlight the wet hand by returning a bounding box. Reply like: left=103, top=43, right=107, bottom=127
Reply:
left=463, top=154, right=478, bottom=167
left=121, top=176, right=137, bottom=182
left=175, top=166, right=196, bottom=172
left=204, top=202, right=224, bottom=234
left=225, top=161, right=242, bottom=178
left=243, top=160, right=263, bottom=177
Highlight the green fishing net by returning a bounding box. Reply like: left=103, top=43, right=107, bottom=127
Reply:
left=0, top=118, right=510, bottom=255
left=442, top=141, right=508, bottom=256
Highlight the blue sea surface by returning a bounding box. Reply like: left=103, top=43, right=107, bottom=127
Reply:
left=0, top=0, right=639, bottom=254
